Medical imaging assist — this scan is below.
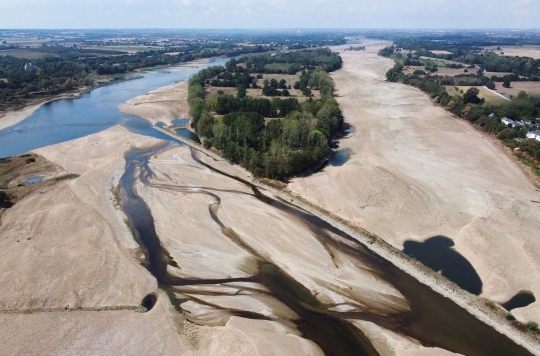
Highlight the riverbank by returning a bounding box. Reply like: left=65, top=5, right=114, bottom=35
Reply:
left=0, top=58, right=211, bottom=132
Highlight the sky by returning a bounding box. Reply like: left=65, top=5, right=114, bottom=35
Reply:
left=0, top=0, right=539, bottom=29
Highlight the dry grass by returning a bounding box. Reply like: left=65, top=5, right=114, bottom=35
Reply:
left=431, top=50, right=453, bottom=55
left=483, top=45, right=540, bottom=59
left=205, top=73, right=320, bottom=102
left=404, top=66, right=468, bottom=76
left=484, top=71, right=518, bottom=78
left=445, top=85, right=508, bottom=104
left=494, top=81, right=540, bottom=98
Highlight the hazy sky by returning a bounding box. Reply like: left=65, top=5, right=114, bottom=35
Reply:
left=0, top=0, right=539, bottom=29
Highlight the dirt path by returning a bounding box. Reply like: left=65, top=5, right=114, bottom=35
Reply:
left=289, top=45, right=540, bottom=323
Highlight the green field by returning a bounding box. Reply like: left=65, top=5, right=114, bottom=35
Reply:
left=422, top=59, right=439, bottom=67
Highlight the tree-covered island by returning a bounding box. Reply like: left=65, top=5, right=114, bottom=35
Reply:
left=187, top=49, right=345, bottom=180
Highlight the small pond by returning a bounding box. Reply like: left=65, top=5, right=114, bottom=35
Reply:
left=24, top=176, right=45, bottom=185
left=328, top=149, right=350, bottom=167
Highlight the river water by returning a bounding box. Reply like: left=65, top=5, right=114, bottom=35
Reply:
left=0, top=60, right=534, bottom=356
left=0, top=58, right=229, bottom=159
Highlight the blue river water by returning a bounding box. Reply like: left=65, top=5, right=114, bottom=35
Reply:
left=0, top=58, right=229, bottom=158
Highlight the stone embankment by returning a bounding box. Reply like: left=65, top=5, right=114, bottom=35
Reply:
left=153, top=126, right=225, bottom=162
left=154, top=125, right=540, bottom=356
left=0, top=305, right=147, bottom=314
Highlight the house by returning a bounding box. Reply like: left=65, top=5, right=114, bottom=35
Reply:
left=501, top=117, right=515, bottom=127
left=488, top=113, right=498, bottom=119
left=526, top=131, right=540, bottom=141
left=24, top=62, right=39, bottom=71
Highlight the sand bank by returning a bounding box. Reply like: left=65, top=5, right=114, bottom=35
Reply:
left=287, top=46, right=540, bottom=324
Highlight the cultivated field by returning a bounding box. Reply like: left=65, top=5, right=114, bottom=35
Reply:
left=205, top=73, right=320, bottom=102
left=484, top=45, right=540, bottom=59
left=445, top=85, right=509, bottom=103
left=419, top=56, right=464, bottom=66
left=495, top=81, right=540, bottom=98
left=403, top=65, right=468, bottom=76
left=0, top=49, right=57, bottom=59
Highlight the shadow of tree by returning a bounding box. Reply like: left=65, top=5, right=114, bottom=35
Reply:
left=403, top=235, right=483, bottom=295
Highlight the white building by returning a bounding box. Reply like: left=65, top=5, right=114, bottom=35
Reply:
left=526, top=131, right=540, bottom=141
left=24, top=62, right=39, bottom=71
left=501, top=117, right=515, bottom=127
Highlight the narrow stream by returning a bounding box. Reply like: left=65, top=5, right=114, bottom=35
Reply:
left=118, top=142, right=534, bottom=356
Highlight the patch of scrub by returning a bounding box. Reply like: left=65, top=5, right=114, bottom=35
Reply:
left=403, top=235, right=483, bottom=295
left=328, top=149, right=350, bottom=167
left=24, top=175, right=45, bottom=185
left=503, top=291, right=536, bottom=311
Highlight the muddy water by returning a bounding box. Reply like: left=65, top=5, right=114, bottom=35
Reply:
left=118, top=143, right=534, bottom=356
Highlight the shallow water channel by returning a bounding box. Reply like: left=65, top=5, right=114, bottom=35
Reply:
left=1, top=61, right=533, bottom=356
left=118, top=141, right=533, bottom=356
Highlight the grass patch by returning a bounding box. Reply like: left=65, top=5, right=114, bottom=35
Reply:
left=517, top=156, right=540, bottom=177
left=422, top=59, right=438, bottom=67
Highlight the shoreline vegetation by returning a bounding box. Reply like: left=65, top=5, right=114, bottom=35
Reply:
left=186, top=48, right=345, bottom=180
left=379, top=44, right=540, bottom=185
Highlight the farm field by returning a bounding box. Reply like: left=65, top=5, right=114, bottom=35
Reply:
left=0, top=49, right=58, bottom=59
left=495, top=81, right=540, bottom=97
left=82, top=45, right=164, bottom=53
left=419, top=56, right=464, bottom=66
left=445, top=85, right=509, bottom=103
left=205, top=72, right=320, bottom=102
left=484, top=45, right=540, bottom=59
left=403, top=66, right=467, bottom=76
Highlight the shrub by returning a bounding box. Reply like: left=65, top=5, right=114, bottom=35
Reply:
left=526, top=321, right=540, bottom=333
left=506, top=313, right=516, bottom=321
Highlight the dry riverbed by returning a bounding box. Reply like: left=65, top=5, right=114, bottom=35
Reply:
left=0, top=70, right=478, bottom=355
left=289, top=45, right=540, bottom=324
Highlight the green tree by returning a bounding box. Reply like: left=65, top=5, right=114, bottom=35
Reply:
left=196, top=111, right=216, bottom=139
left=237, top=85, right=247, bottom=98
left=503, top=77, right=511, bottom=88
left=463, top=87, right=481, bottom=104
